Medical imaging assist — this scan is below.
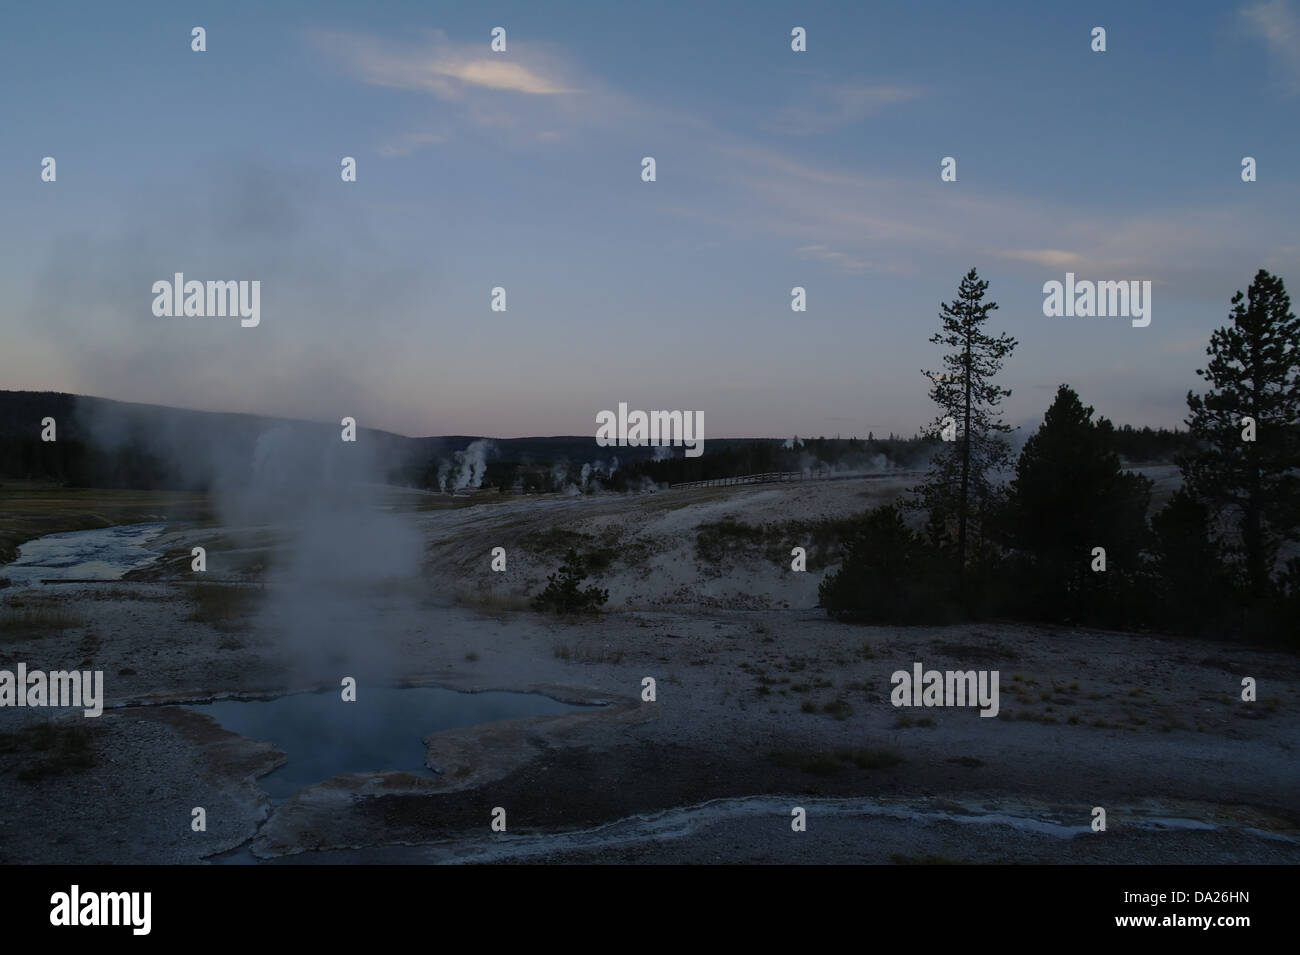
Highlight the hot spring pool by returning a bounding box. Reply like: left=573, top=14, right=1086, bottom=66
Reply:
left=186, top=685, right=585, bottom=800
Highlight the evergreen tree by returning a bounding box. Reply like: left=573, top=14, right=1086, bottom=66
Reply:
left=1003, top=385, right=1151, bottom=623
left=1151, top=488, right=1231, bottom=635
left=818, top=504, right=952, bottom=623
left=914, top=268, right=1018, bottom=576
left=1183, top=269, right=1300, bottom=598
left=531, top=548, right=609, bottom=614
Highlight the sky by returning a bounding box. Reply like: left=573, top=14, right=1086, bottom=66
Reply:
left=1, top=0, right=1297, bottom=439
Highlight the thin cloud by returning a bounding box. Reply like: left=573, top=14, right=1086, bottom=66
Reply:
left=377, top=131, right=447, bottom=158
left=998, top=249, right=1084, bottom=268
left=312, top=30, right=578, bottom=99
left=1241, top=0, right=1300, bottom=93
left=797, top=244, right=870, bottom=274
left=762, top=83, right=925, bottom=135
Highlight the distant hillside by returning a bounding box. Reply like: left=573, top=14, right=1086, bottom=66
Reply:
left=0, top=391, right=417, bottom=490
left=0, top=391, right=1195, bottom=493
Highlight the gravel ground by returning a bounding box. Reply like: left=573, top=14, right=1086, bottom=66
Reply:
left=1, top=471, right=1296, bottom=864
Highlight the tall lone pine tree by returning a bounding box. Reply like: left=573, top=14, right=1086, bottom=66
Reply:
left=916, top=268, right=1018, bottom=577
left=1183, top=269, right=1300, bottom=599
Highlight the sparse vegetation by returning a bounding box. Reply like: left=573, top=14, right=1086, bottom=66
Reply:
left=695, top=515, right=859, bottom=571
left=552, top=639, right=624, bottom=664
left=768, top=746, right=903, bottom=775
left=76, top=632, right=101, bottom=668
left=187, top=582, right=261, bottom=628
left=0, top=720, right=97, bottom=781
left=0, top=604, right=84, bottom=639
left=454, top=589, right=532, bottom=614
left=893, top=713, right=935, bottom=728
left=531, top=548, right=609, bottom=614
left=934, top=638, right=1018, bottom=662
left=822, top=699, right=854, bottom=720
left=0, top=485, right=210, bottom=565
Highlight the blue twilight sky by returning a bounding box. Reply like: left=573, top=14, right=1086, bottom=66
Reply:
left=1, top=0, right=1297, bottom=439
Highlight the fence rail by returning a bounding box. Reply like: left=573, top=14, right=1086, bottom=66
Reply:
left=668, top=470, right=828, bottom=490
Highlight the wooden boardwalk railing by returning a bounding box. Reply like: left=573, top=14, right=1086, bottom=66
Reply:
left=668, top=470, right=828, bottom=490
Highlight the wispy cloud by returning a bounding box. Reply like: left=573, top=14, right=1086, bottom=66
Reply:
left=678, top=139, right=1294, bottom=294
left=761, top=82, right=925, bottom=135
left=797, top=244, right=870, bottom=274
left=1241, top=0, right=1300, bottom=93
left=313, top=30, right=577, bottom=98
left=314, top=24, right=1294, bottom=300
left=997, top=249, right=1084, bottom=269
left=377, top=130, right=447, bottom=158
left=313, top=29, right=607, bottom=152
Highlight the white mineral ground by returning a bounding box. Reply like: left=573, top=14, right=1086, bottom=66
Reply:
left=1, top=466, right=1297, bottom=864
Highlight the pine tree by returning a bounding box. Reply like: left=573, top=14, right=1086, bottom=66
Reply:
left=1151, top=488, right=1230, bottom=635
left=1004, top=385, right=1151, bottom=622
left=818, top=504, right=951, bottom=623
left=1183, top=269, right=1300, bottom=598
left=531, top=548, right=609, bottom=614
left=914, top=268, right=1018, bottom=575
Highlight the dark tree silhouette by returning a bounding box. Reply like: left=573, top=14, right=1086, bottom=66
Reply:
left=1182, top=269, right=1300, bottom=598
left=914, top=268, right=1017, bottom=578
left=818, top=504, right=951, bottom=623
left=1151, top=488, right=1231, bottom=635
left=531, top=548, right=609, bottom=614
left=1003, top=385, right=1150, bottom=622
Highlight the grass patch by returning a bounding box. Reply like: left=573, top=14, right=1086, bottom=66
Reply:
left=519, top=527, right=619, bottom=575
left=822, top=699, right=854, bottom=720
left=454, top=589, right=532, bottom=614
left=551, top=640, right=625, bottom=664
left=695, top=518, right=765, bottom=565
left=0, top=485, right=210, bottom=565
left=835, top=746, right=904, bottom=770
left=0, top=721, right=98, bottom=781
left=768, top=746, right=903, bottom=775
left=893, top=713, right=935, bottom=728
left=0, top=605, right=84, bottom=640
left=767, top=749, right=842, bottom=777
left=186, top=583, right=261, bottom=628
left=933, top=639, right=1019, bottom=662
left=695, top=515, right=860, bottom=571
left=76, top=633, right=101, bottom=668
